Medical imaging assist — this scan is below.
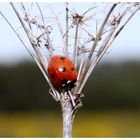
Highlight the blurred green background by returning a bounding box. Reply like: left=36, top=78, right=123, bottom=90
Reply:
left=0, top=60, right=140, bottom=137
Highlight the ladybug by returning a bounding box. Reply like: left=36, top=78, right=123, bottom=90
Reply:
left=48, top=55, right=77, bottom=90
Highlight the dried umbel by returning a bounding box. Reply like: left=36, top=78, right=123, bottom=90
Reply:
left=1, top=2, right=140, bottom=137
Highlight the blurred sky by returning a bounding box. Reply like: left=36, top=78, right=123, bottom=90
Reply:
left=0, top=2, right=140, bottom=65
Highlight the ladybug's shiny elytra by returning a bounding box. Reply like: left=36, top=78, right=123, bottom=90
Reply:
left=48, top=55, right=77, bottom=89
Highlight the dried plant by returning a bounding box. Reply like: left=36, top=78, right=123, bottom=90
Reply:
left=0, top=2, right=140, bottom=137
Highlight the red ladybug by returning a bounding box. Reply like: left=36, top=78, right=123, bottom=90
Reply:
left=48, top=55, right=77, bottom=89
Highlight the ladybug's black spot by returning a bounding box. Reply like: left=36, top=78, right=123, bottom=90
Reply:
left=51, top=73, right=55, bottom=79
left=60, top=57, right=66, bottom=60
left=59, top=67, right=66, bottom=72
left=71, top=67, right=74, bottom=71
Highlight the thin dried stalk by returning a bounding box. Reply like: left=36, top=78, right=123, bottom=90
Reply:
left=77, top=53, right=85, bottom=81
left=1, top=9, right=58, bottom=98
left=75, top=3, right=117, bottom=94
left=10, top=2, right=57, bottom=97
left=20, top=3, right=32, bottom=31
left=0, top=11, right=32, bottom=60
left=113, top=7, right=140, bottom=40
left=36, top=3, right=45, bottom=24
left=79, top=28, right=116, bottom=94
left=36, top=2, right=53, bottom=56
left=73, top=22, right=79, bottom=67
left=78, top=5, right=140, bottom=93
left=83, top=5, right=96, bottom=15
left=65, top=2, right=69, bottom=56
left=88, top=3, right=117, bottom=57
left=49, top=4, right=65, bottom=49
left=63, top=23, right=73, bottom=39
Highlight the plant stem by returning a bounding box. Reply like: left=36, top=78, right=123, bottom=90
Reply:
left=73, top=22, right=79, bottom=67
left=61, top=100, right=73, bottom=138
left=65, top=2, right=69, bottom=56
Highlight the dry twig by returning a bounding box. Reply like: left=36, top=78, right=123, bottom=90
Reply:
left=1, top=2, right=140, bottom=137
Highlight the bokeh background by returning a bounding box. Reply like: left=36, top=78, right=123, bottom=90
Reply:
left=0, top=2, right=140, bottom=137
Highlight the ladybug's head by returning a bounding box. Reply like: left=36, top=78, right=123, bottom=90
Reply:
left=61, top=79, right=77, bottom=90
